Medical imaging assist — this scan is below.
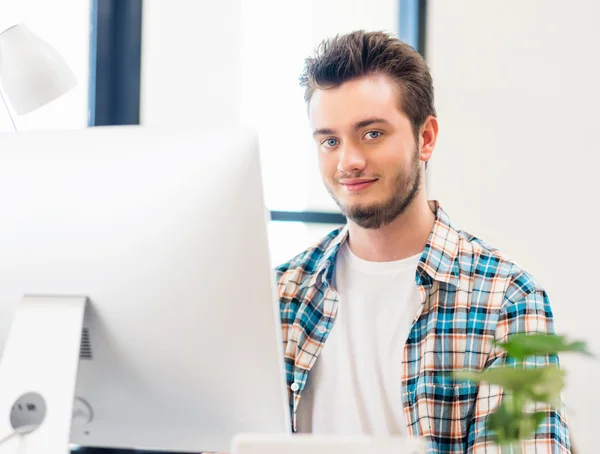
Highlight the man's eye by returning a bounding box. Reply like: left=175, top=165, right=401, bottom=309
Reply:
left=323, top=138, right=339, bottom=148
left=365, top=131, right=382, bottom=140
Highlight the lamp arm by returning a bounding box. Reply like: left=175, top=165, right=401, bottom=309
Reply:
left=0, top=88, right=17, bottom=131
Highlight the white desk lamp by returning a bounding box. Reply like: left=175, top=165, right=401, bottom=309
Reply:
left=0, top=23, right=76, bottom=130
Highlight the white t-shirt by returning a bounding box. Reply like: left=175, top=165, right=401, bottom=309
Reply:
left=297, top=242, right=422, bottom=435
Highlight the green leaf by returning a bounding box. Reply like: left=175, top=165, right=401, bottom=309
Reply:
left=486, top=402, right=548, bottom=447
left=533, top=411, right=547, bottom=427
left=518, top=411, right=547, bottom=440
left=495, top=334, right=594, bottom=361
left=487, top=400, right=521, bottom=444
left=526, top=367, right=565, bottom=407
left=454, top=366, right=565, bottom=404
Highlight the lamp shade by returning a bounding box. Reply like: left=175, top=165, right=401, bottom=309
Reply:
left=0, top=23, right=76, bottom=115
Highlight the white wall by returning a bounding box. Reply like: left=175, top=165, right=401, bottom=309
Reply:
left=268, top=222, right=342, bottom=267
left=140, top=0, right=242, bottom=128
left=426, top=1, right=600, bottom=451
left=0, top=0, right=89, bottom=131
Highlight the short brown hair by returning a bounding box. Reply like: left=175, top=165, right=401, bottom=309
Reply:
left=299, top=30, right=436, bottom=138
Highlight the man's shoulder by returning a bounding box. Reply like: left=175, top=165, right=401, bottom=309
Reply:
left=274, top=226, right=344, bottom=292
left=456, top=228, right=545, bottom=302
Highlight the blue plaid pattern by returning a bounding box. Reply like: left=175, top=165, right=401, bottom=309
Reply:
left=275, top=202, right=570, bottom=453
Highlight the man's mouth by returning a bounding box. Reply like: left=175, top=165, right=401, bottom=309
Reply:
left=339, top=178, right=378, bottom=192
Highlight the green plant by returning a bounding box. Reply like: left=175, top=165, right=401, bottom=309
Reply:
left=455, top=334, right=593, bottom=450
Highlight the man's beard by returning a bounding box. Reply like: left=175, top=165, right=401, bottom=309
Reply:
left=326, top=149, right=421, bottom=230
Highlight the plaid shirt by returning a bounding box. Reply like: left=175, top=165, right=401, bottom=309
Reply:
left=275, top=201, right=570, bottom=453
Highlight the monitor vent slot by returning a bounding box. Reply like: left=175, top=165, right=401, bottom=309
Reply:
left=79, top=327, right=93, bottom=360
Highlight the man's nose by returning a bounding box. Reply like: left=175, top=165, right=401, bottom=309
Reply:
left=337, top=143, right=367, bottom=174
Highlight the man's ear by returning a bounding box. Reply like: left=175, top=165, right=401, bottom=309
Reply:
left=419, top=115, right=439, bottom=164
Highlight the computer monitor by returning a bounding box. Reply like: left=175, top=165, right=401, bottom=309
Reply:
left=0, top=126, right=290, bottom=453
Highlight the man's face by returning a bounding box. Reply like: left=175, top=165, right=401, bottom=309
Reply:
left=309, top=74, right=423, bottom=229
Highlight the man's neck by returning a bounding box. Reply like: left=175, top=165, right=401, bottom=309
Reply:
left=346, top=198, right=436, bottom=262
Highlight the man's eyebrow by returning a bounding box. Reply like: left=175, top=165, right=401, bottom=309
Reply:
left=353, top=118, right=390, bottom=130
left=312, top=118, right=390, bottom=137
left=312, top=128, right=335, bottom=137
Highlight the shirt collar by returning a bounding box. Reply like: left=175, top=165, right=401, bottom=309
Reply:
left=307, top=224, right=349, bottom=288
left=417, top=201, right=461, bottom=288
left=308, top=201, right=461, bottom=289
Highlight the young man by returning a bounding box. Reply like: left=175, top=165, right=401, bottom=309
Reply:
left=276, top=31, right=570, bottom=452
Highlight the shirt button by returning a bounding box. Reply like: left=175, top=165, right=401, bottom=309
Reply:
left=290, top=382, right=299, bottom=392
left=318, top=325, right=327, bottom=334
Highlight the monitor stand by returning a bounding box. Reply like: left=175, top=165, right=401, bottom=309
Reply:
left=0, top=295, right=87, bottom=454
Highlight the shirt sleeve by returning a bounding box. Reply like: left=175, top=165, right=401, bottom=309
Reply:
left=466, top=271, right=571, bottom=453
